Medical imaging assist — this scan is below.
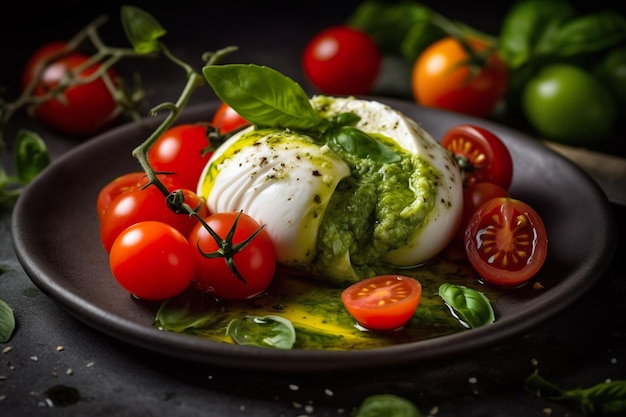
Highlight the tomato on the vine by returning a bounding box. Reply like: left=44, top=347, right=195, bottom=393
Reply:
left=100, top=184, right=208, bottom=253
left=187, top=211, right=276, bottom=300
left=147, top=124, right=215, bottom=191
left=303, top=25, right=382, bottom=95
left=411, top=37, right=508, bottom=118
left=341, top=275, right=422, bottom=331
left=464, top=197, right=548, bottom=288
left=22, top=41, right=120, bottom=136
left=109, top=221, right=195, bottom=300
left=441, top=124, right=513, bottom=190
left=211, top=102, right=250, bottom=135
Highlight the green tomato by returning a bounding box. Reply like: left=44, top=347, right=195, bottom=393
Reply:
left=522, top=64, right=617, bottom=146
left=594, top=47, right=626, bottom=107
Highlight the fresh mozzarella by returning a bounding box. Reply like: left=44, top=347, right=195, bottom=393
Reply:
left=197, top=96, right=463, bottom=282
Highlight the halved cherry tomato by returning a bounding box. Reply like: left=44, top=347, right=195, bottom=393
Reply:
left=188, top=211, right=276, bottom=300
left=22, top=41, right=120, bottom=136
left=147, top=124, right=214, bottom=190
left=100, top=185, right=208, bottom=253
left=341, top=275, right=422, bottom=331
left=441, top=124, right=513, bottom=190
left=411, top=36, right=507, bottom=118
left=211, top=102, right=250, bottom=134
left=454, top=182, right=510, bottom=244
left=109, top=221, right=195, bottom=300
left=464, top=197, right=548, bottom=288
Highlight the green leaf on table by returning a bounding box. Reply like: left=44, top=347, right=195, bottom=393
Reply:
left=14, top=129, right=50, bottom=185
left=121, top=5, right=167, bottom=54
left=0, top=299, right=16, bottom=343
left=355, top=394, right=421, bottom=417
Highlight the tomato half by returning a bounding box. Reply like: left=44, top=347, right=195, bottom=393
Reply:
left=147, top=124, right=214, bottom=190
left=211, top=102, right=250, bottom=134
left=100, top=185, right=208, bottom=253
left=188, top=211, right=276, bottom=300
left=454, top=182, right=510, bottom=244
left=341, top=275, right=422, bottom=331
left=411, top=37, right=507, bottom=117
left=22, top=41, right=120, bottom=136
left=303, top=25, right=382, bottom=95
left=464, top=197, right=548, bottom=288
left=109, top=221, right=195, bottom=300
left=441, top=124, right=513, bottom=190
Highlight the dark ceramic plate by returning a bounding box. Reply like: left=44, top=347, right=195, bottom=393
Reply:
left=11, top=99, right=617, bottom=373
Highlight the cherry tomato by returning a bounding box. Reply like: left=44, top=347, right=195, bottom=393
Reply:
left=22, top=41, right=120, bottom=136
left=188, top=211, right=276, bottom=300
left=464, top=197, right=548, bottom=288
left=441, top=124, right=513, bottom=190
left=147, top=124, right=215, bottom=191
left=211, top=102, right=250, bottom=134
left=411, top=37, right=508, bottom=117
left=303, top=25, right=382, bottom=95
left=454, top=182, right=510, bottom=244
left=109, top=221, right=195, bottom=300
left=97, top=172, right=189, bottom=220
left=100, top=185, right=208, bottom=253
left=341, top=275, right=422, bottom=331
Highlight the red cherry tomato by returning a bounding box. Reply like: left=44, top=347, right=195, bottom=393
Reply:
left=147, top=124, right=214, bottom=191
left=303, top=25, right=382, bottom=95
left=454, top=182, right=510, bottom=244
left=22, top=41, right=120, bottom=136
left=441, top=124, right=514, bottom=190
left=109, top=221, right=195, bottom=300
left=211, top=102, right=250, bottom=134
left=100, top=185, right=208, bottom=253
left=341, top=275, right=422, bottom=331
left=464, top=197, right=548, bottom=288
left=411, top=36, right=508, bottom=118
left=187, top=211, right=276, bottom=300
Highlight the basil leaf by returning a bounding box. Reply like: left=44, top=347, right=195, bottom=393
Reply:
left=355, top=394, right=421, bottom=417
left=438, top=283, right=495, bottom=329
left=325, top=126, right=401, bottom=164
left=0, top=299, right=15, bottom=343
left=121, top=5, right=167, bottom=54
left=14, top=129, right=50, bottom=185
left=498, top=0, right=576, bottom=68
left=226, top=315, right=295, bottom=349
left=203, top=64, right=323, bottom=131
left=154, top=291, right=226, bottom=332
left=551, top=11, right=626, bottom=58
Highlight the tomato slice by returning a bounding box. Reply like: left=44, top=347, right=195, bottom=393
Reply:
left=464, top=197, right=548, bottom=288
left=441, top=124, right=513, bottom=190
left=341, top=275, right=422, bottom=331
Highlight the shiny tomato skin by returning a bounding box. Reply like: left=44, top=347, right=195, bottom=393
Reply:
left=97, top=172, right=189, bottom=220
left=464, top=197, right=548, bottom=288
left=454, top=182, right=510, bottom=244
left=147, top=124, right=214, bottom=191
left=188, top=212, right=276, bottom=300
left=100, top=185, right=208, bottom=253
left=109, top=221, right=195, bottom=300
left=211, top=102, right=250, bottom=134
left=341, top=275, right=422, bottom=331
left=411, top=37, right=507, bottom=117
left=441, top=124, right=513, bottom=190
left=22, top=41, right=119, bottom=136
left=303, top=25, right=382, bottom=95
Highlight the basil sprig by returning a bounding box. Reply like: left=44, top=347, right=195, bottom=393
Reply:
left=202, top=64, right=400, bottom=164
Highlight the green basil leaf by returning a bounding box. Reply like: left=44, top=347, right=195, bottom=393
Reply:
left=438, top=283, right=494, bottom=328
left=498, top=0, right=576, bottom=68
left=326, top=126, right=401, bottom=164
left=355, top=394, right=421, bottom=417
left=226, top=315, right=295, bottom=349
left=14, top=129, right=50, bottom=185
left=121, top=5, right=167, bottom=54
left=551, top=11, right=626, bottom=57
left=203, top=64, right=323, bottom=131
left=0, top=299, right=15, bottom=343
left=154, top=291, right=226, bottom=332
